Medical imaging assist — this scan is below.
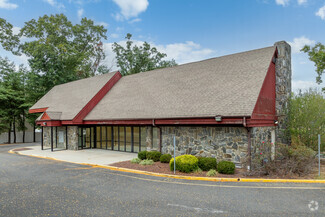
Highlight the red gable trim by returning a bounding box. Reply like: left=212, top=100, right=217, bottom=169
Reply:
left=36, top=120, right=62, bottom=127
left=251, top=49, right=277, bottom=121
left=72, top=71, right=122, bottom=124
left=29, top=107, right=48, bottom=114
left=40, top=112, right=51, bottom=120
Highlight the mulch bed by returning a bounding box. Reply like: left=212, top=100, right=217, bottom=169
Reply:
left=110, top=160, right=325, bottom=179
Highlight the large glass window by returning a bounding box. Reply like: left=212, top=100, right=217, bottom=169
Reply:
left=119, top=127, right=125, bottom=151
left=113, top=126, right=119, bottom=150
left=126, top=127, right=132, bottom=152
left=101, top=126, right=106, bottom=149
left=133, top=127, right=140, bottom=153
left=96, top=127, right=101, bottom=148
left=140, top=127, right=146, bottom=151
left=107, top=127, right=112, bottom=150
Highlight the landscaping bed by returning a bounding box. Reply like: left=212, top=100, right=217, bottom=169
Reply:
left=110, top=158, right=325, bottom=180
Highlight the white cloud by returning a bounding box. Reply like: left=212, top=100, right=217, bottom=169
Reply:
left=316, top=5, right=325, bottom=20
left=96, top=22, right=109, bottom=27
left=101, top=39, right=216, bottom=71
left=128, top=18, right=141, bottom=24
left=44, top=0, right=64, bottom=9
left=77, top=8, right=84, bottom=20
left=12, top=26, right=20, bottom=35
left=0, top=0, right=18, bottom=9
left=297, top=0, right=307, bottom=5
left=275, top=0, right=289, bottom=6
left=292, top=80, right=321, bottom=92
left=110, top=33, right=119, bottom=38
left=112, top=0, right=149, bottom=20
left=288, top=36, right=315, bottom=54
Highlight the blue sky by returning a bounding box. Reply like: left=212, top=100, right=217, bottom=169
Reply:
left=1, top=0, right=324, bottom=91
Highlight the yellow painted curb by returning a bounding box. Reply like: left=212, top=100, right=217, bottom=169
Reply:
left=9, top=149, right=325, bottom=184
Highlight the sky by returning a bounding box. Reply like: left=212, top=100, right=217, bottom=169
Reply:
left=0, top=0, right=324, bottom=92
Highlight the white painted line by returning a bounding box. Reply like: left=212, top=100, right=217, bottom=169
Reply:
left=168, top=203, right=225, bottom=214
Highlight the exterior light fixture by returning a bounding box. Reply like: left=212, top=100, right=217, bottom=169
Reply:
left=274, top=120, right=278, bottom=125
left=43, top=122, right=47, bottom=126
left=215, top=116, right=222, bottom=122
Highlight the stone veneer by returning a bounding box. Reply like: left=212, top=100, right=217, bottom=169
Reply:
left=161, top=126, right=249, bottom=167
left=274, top=41, right=292, bottom=145
left=42, top=126, right=78, bottom=150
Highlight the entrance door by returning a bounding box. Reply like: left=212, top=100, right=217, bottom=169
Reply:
left=79, top=127, right=94, bottom=149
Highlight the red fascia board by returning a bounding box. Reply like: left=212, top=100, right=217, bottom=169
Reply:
left=251, top=49, right=277, bottom=121
left=40, top=112, right=51, bottom=120
left=72, top=71, right=122, bottom=124
left=36, top=120, right=62, bottom=127
left=29, top=107, right=48, bottom=114
left=82, top=117, right=248, bottom=126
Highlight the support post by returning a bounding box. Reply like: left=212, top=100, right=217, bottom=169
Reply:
left=131, top=127, right=134, bottom=152
left=139, top=127, right=141, bottom=152
left=51, top=126, right=53, bottom=152
left=66, top=126, right=68, bottom=150
left=318, top=134, right=321, bottom=176
left=55, top=127, right=57, bottom=148
left=173, top=136, right=176, bottom=174
left=41, top=126, right=43, bottom=150
left=247, top=128, right=251, bottom=171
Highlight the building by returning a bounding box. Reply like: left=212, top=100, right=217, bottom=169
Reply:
left=0, top=121, right=41, bottom=144
left=29, top=41, right=291, bottom=168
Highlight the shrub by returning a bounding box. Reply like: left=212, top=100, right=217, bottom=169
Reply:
left=206, top=169, right=217, bottom=177
left=139, top=159, right=154, bottom=165
left=170, top=155, right=199, bottom=173
left=146, top=151, right=162, bottom=162
left=160, top=154, right=172, bottom=163
left=217, top=161, right=235, bottom=174
left=138, top=151, right=147, bottom=160
left=197, top=157, right=217, bottom=171
left=193, top=167, right=203, bottom=174
left=130, top=158, right=141, bottom=164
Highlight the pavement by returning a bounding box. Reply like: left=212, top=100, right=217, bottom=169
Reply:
left=1, top=143, right=325, bottom=216
left=11, top=144, right=137, bottom=165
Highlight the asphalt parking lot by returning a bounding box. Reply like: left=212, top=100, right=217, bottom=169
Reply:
left=0, top=143, right=324, bottom=217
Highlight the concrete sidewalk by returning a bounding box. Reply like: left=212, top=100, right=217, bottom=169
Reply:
left=10, top=145, right=137, bottom=165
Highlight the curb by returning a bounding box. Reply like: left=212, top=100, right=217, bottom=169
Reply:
left=9, top=149, right=325, bottom=184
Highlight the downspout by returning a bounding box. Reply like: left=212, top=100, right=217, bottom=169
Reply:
left=243, top=117, right=251, bottom=171
left=152, top=119, right=162, bottom=152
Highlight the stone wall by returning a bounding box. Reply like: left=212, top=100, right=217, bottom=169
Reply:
left=161, top=126, right=249, bottom=167
left=274, top=41, right=292, bottom=145
left=42, top=126, right=78, bottom=150
left=250, top=126, right=275, bottom=154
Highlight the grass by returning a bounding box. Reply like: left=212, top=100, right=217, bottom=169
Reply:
left=314, top=174, right=325, bottom=180
left=130, top=158, right=141, bottom=164
left=193, top=167, right=203, bottom=174
left=206, top=169, right=218, bottom=177
left=139, top=159, right=154, bottom=166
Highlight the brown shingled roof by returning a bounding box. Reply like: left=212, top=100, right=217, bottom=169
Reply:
left=30, top=72, right=116, bottom=120
left=84, top=46, right=276, bottom=120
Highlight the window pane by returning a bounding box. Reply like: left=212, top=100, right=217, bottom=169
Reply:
left=107, top=127, right=112, bottom=150
left=114, top=126, right=119, bottom=150
left=126, top=127, right=132, bottom=152
left=133, top=127, right=139, bottom=153
left=119, top=127, right=125, bottom=151
left=140, top=127, right=146, bottom=151
left=101, top=126, right=106, bottom=149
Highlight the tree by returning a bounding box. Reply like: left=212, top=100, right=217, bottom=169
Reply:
left=112, top=33, right=177, bottom=76
left=302, top=43, right=325, bottom=90
left=0, top=18, right=19, bottom=54
left=19, top=14, right=108, bottom=91
left=0, top=57, right=26, bottom=143
left=289, top=89, right=325, bottom=151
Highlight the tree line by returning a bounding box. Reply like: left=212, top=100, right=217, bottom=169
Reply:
left=0, top=14, right=176, bottom=143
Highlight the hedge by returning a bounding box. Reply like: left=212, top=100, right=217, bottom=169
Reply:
left=170, top=155, right=198, bottom=173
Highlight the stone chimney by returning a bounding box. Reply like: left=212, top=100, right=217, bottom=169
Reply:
left=274, top=41, right=292, bottom=145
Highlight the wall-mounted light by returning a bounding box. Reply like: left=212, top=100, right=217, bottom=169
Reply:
left=215, top=116, right=222, bottom=122
left=274, top=120, right=278, bottom=125
left=43, top=122, right=47, bottom=126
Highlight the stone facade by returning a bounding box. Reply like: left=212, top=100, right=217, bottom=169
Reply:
left=274, top=41, right=292, bottom=145
left=161, top=126, right=249, bottom=167
left=42, top=126, right=78, bottom=150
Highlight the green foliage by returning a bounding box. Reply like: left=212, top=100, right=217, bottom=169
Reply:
left=193, top=167, right=203, bottom=174
left=130, top=158, right=141, bottom=164
left=206, top=169, right=217, bottom=177
left=0, top=18, right=19, bottom=54
left=197, top=157, right=217, bottom=171
left=112, top=33, right=177, bottom=76
left=217, top=161, right=235, bottom=174
left=138, top=150, right=148, bottom=160
left=302, top=43, right=325, bottom=88
left=289, top=89, right=325, bottom=151
left=139, top=159, right=154, bottom=166
left=170, top=155, right=199, bottom=173
left=146, top=151, right=162, bottom=162
left=160, top=154, right=172, bottom=163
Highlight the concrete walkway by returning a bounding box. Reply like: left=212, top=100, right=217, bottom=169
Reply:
left=11, top=144, right=137, bottom=165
